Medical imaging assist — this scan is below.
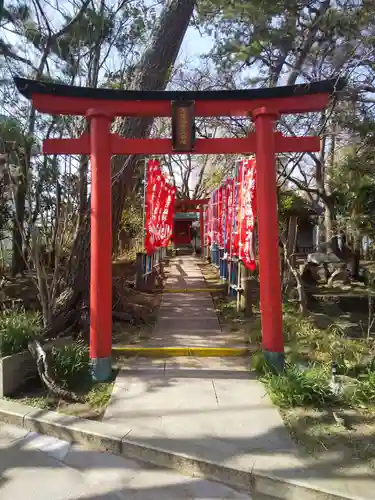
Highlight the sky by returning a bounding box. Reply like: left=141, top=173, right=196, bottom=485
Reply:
left=179, top=25, right=214, bottom=62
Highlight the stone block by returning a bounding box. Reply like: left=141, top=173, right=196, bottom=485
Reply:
left=24, top=409, right=127, bottom=454
left=0, top=351, right=36, bottom=398
left=0, top=399, right=34, bottom=426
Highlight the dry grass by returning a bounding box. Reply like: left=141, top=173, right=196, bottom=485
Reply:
left=282, top=407, right=375, bottom=470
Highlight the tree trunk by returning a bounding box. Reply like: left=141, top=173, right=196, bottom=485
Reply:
left=285, top=215, right=298, bottom=294
left=280, top=236, right=308, bottom=316
left=44, top=0, right=196, bottom=335
left=324, top=195, right=339, bottom=254
left=348, top=231, right=361, bottom=279
left=11, top=175, right=27, bottom=276
left=324, top=130, right=338, bottom=254
left=77, top=0, right=105, bottom=229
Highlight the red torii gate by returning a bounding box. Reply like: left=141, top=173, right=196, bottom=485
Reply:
left=14, top=77, right=345, bottom=380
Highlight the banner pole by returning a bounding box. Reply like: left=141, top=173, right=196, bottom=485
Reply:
left=142, top=158, right=148, bottom=253
left=228, top=159, right=240, bottom=296
left=237, top=158, right=246, bottom=311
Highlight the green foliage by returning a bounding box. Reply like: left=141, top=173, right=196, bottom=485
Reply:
left=262, top=364, right=336, bottom=408
left=282, top=304, right=370, bottom=370
left=0, top=308, right=40, bottom=356
left=278, top=191, right=313, bottom=233
left=0, top=114, right=33, bottom=161
left=349, top=371, right=375, bottom=407
left=259, top=304, right=375, bottom=410
left=120, top=198, right=143, bottom=238
left=52, top=341, right=90, bottom=389
left=197, top=0, right=374, bottom=99
left=331, top=122, right=375, bottom=238
left=278, top=192, right=309, bottom=217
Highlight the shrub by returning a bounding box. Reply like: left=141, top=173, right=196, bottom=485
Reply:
left=52, top=341, right=90, bottom=389
left=0, top=308, right=40, bottom=356
left=348, top=370, right=375, bottom=407
left=251, top=350, right=268, bottom=374
left=262, top=364, right=336, bottom=408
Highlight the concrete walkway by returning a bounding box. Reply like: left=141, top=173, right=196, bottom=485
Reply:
left=104, top=257, right=375, bottom=499
left=0, top=423, right=254, bottom=499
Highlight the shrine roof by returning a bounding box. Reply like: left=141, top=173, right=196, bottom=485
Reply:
left=14, top=77, right=345, bottom=102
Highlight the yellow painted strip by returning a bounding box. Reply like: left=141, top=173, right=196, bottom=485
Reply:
left=112, top=346, right=249, bottom=357
left=162, top=287, right=223, bottom=293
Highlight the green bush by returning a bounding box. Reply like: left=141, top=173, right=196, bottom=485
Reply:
left=52, top=341, right=90, bottom=389
left=348, top=370, right=375, bottom=407
left=262, top=364, right=336, bottom=408
left=0, top=308, right=40, bottom=356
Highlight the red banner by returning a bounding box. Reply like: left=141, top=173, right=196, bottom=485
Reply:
left=226, top=178, right=234, bottom=253
left=205, top=158, right=257, bottom=268
left=144, top=159, right=176, bottom=254
left=217, top=185, right=223, bottom=247
left=240, top=159, right=257, bottom=270
left=232, top=160, right=245, bottom=257
left=159, top=183, right=176, bottom=247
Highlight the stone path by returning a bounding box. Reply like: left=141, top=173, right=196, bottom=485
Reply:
left=0, top=423, right=254, bottom=500
left=150, top=256, right=245, bottom=347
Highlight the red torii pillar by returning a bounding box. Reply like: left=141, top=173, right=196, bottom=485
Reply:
left=253, top=108, right=283, bottom=369
left=13, top=76, right=345, bottom=378
left=88, top=110, right=113, bottom=380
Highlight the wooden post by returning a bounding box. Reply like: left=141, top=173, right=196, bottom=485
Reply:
left=240, top=263, right=253, bottom=317
left=199, top=205, right=204, bottom=256
left=135, top=252, right=145, bottom=290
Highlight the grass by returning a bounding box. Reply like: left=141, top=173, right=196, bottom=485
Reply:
left=0, top=308, right=40, bottom=356
left=10, top=380, right=115, bottom=419
left=51, top=341, right=90, bottom=389
left=261, top=364, right=337, bottom=408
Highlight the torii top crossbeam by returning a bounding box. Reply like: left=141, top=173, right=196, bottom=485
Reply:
left=14, top=77, right=345, bottom=157
left=15, top=77, right=344, bottom=116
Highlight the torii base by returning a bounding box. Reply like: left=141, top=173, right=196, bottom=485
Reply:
left=91, top=356, right=112, bottom=382
left=264, top=351, right=285, bottom=373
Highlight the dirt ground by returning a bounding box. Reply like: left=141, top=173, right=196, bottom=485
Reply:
left=111, top=258, right=167, bottom=346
